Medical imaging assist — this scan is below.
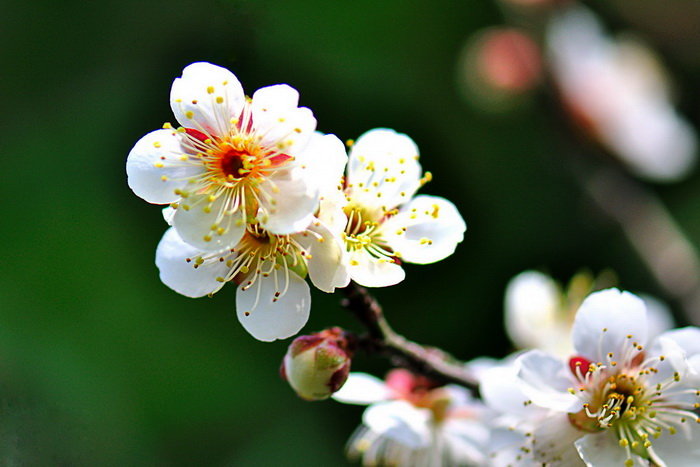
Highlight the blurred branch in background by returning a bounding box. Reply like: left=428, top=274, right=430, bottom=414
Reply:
left=581, top=164, right=700, bottom=326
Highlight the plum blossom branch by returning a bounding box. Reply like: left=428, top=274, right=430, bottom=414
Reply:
left=340, top=282, right=479, bottom=392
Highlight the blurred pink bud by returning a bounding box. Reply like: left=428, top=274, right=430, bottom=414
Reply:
left=476, top=29, right=541, bottom=93
left=281, top=327, right=354, bottom=401
left=458, top=27, right=542, bottom=112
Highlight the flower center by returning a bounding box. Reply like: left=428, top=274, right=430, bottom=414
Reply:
left=220, top=147, right=246, bottom=179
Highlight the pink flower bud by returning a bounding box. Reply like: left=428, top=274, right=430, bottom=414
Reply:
left=281, top=327, right=354, bottom=401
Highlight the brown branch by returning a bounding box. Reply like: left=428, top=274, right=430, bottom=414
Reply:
left=341, top=282, right=480, bottom=392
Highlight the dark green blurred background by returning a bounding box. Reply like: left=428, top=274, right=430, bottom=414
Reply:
left=4, top=0, right=700, bottom=464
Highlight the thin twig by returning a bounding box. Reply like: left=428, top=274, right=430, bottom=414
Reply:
left=341, top=282, right=480, bottom=392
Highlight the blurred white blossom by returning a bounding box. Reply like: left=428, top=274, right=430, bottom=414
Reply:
left=333, top=370, right=490, bottom=466
left=548, top=6, right=697, bottom=182
left=504, top=270, right=674, bottom=357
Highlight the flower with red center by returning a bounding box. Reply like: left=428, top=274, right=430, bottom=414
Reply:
left=127, top=62, right=347, bottom=251
left=481, top=289, right=700, bottom=466
left=319, top=128, right=466, bottom=287
left=333, top=370, right=490, bottom=466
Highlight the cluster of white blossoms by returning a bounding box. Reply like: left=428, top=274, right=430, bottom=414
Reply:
left=125, top=62, right=700, bottom=467
left=333, top=370, right=491, bottom=466
left=481, top=288, right=700, bottom=466
left=126, top=62, right=466, bottom=341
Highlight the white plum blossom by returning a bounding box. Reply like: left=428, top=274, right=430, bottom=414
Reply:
left=320, top=129, right=466, bottom=287
left=482, top=288, right=700, bottom=466
left=504, top=271, right=674, bottom=357
left=155, top=218, right=347, bottom=342
left=333, top=370, right=490, bottom=467
left=547, top=6, right=697, bottom=182
left=127, top=62, right=347, bottom=251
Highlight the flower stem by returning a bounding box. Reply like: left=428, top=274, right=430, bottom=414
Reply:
left=341, top=282, right=479, bottom=392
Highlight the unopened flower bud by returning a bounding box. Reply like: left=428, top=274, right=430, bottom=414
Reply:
left=281, top=327, right=354, bottom=401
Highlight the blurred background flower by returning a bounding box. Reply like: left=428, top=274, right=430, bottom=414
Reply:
left=3, top=0, right=700, bottom=464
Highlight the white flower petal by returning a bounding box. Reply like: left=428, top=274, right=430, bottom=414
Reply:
left=162, top=206, right=175, bottom=225
left=487, top=427, right=530, bottom=467
left=126, top=129, right=204, bottom=204
left=575, top=433, right=645, bottom=466
left=257, top=169, right=318, bottom=235
left=332, top=372, right=391, bottom=405
left=480, top=364, right=542, bottom=416
left=347, top=128, right=422, bottom=211
left=516, top=350, right=579, bottom=412
left=296, top=132, right=348, bottom=199
left=656, top=326, right=700, bottom=357
left=382, top=195, right=466, bottom=265
left=236, top=270, right=310, bottom=342
left=172, top=193, right=246, bottom=251
left=347, top=249, right=405, bottom=288
left=641, top=294, right=675, bottom=339
left=503, top=271, right=565, bottom=352
left=251, top=85, right=316, bottom=153
left=646, top=336, right=694, bottom=389
left=317, top=188, right=349, bottom=236
left=648, top=416, right=700, bottom=466
left=362, top=400, right=432, bottom=448
left=572, top=288, right=648, bottom=362
left=531, top=413, right=585, bottom=465
left=442, top=419, right=490, bottom=465
left=295, top=221, right=349, bottom=293
left=155, top=228, right=229, bottom=298
left=170, top=62, right=245, bottom=137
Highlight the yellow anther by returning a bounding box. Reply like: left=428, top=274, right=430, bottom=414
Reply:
left=203, top=206, right=212, bottom=214
left=346, top=139, right=354, bottom=147
left=619, top=439, right=629, bottom=447
left=153, top=141, right=161, bottom=148
left=207, top=86, right=215, bottom=94
left=203, top=235, right=212, bottom=242
left=185, top=111, right=194, bottom=119
left=350, top=260, right=359, bottom=266
left=215, top=277, right=225, bottom=282
left=160, top=175, right=168, bottom=181
left=162, top=122, right=173, bottom=129
left=240, top=266, right=249, bottom=274
left=154, top=163, right=164, bottom=168
left=216, top=96, right=224, bottom=104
